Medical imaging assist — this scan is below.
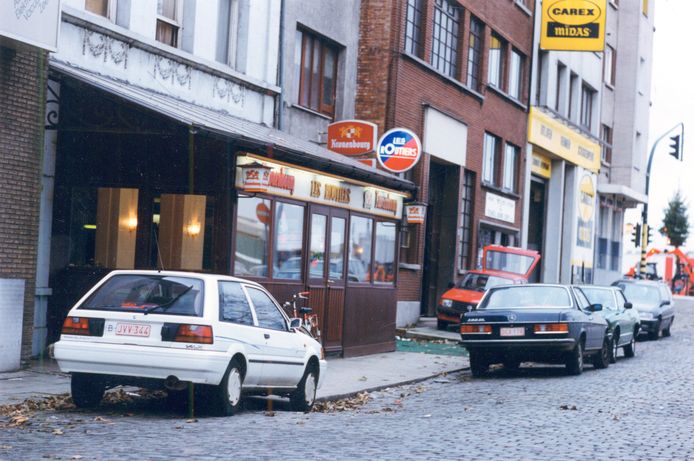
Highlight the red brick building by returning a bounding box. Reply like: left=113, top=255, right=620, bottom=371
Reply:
left=357, top=0, right=535, bottom=318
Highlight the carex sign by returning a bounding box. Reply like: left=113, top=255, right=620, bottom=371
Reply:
left=541, top=0, right=606, bottom=51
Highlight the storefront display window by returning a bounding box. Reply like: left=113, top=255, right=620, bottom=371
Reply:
left=373, top=222, right=396, bottom=284
left=349, top=216, right=372, bottom=283
left=273, top=202, right=305, bottom=280
left=234, top=197, right=271, bottom=277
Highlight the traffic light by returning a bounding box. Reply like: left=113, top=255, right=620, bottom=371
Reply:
left=669, top=134, right=681, bottom=160
left=631, top=223, right=642, bottom=247
left=646, top=224, right=653, bottom=246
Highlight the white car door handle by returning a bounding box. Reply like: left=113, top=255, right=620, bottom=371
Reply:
left=264, top=333, right=270, bottom=339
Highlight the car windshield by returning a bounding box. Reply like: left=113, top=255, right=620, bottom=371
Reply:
left=457, top=273, right=513, bottom=292
left=480, top=286, right=572, bottom=309
left=79, top=275, right=204, bottom=316
left=581, top=288, right=616, bottom=310
left=485, top=250, right=534, bottom=275
left=618, top=283, right=660, bottom=305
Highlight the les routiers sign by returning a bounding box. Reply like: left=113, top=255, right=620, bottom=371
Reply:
left=236, top=155, right=407, bottom=219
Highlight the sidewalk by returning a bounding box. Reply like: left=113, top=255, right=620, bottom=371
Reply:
left=0, top=348, right=468, bottom=406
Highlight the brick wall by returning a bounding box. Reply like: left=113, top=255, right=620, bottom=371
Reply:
left=0, top=46, right=45, bottom=362
left=358, top=0, right=534, bottom=306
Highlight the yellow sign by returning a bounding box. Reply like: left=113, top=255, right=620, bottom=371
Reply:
left=531, top=153, right=552, bottom=179
left=527, top=107, right=600, bottom=172
left=540, top=0, right=606, bottom=51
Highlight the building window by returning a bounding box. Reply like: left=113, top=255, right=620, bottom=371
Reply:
left=580, top=84, right=595, bottom=129
left=216, top=0, right=239, bottom=67
left=503, top=143, right=519, bottom=192
left=272, top=202, right=305, bottom=280
left=482, top=133, right=500, bottom=186
left=488, top=33, right=505, bottom=88
left=234, top=197, right=271, bottom=277
left=85, top=0, right=111, bottom=17
left=431, top=0, right=460, bottom=78
left=603, top=45, right=615, bottom=85
left=610, top=241, right=621, bottom=271
left=373, top=222, right=396, bottom=284
left=404, top=0, right=425, bottom=57
left=555, top=61, right=566, bottom=112
left=597, top=237, right=608, bottom=269
left=349, top=216, right=372, bottom=283
left=466, top=16, right=483, bottom=91
left=156, top=0, right=180, bottom=47
left=601, top=124, right=613, bottom=163
left=297, top=29, right=338, bottom=117
left=459, top=170, right=475, bottom=270
left=568, top=72, right=578, bottom=121
left=508, top=49, right=523, bottom=100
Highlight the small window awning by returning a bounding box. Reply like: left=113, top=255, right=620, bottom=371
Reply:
left=50, top=60, right=416, bottom=193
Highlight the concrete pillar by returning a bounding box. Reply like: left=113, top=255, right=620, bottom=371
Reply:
left=542, top=159, right=565, bottom=283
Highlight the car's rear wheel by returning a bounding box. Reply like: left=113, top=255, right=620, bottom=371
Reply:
left=290, top=364, right=318, bottom=412
left=593, top=337, right=610, bottom=369
left=215, top=358, right=244, bottom=416
left=71, top=373, right=105, bottom=408
left=609, top=333, right=618, bottom=364
left=436, top=319, right=448, bottom=331
left=565, top=339, right=584, bottom=375
left=648, top=319, right=661, bottom=340
left=624, top=331, right=637, bottom=358
left=469, top=351, right=488, bottom=377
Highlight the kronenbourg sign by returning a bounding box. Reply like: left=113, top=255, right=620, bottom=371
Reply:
left=376, top=128, right=422, bottom=173
left=327, top=120, right=378, bottom=156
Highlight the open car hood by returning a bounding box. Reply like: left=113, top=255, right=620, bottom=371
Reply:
left=482, top=245, right=541, bottom=280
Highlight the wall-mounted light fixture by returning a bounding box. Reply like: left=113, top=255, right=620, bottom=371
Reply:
left=185, top=221, right=201, bottom=238
left=240, top=161, right=272, bottom=193
left=124, top=215, right=138, bottom=233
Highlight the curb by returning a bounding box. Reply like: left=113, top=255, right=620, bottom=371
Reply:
left=315, top=365, right=470, bottom=403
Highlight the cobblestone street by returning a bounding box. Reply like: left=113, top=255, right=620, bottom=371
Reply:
left=2, top=298, right=694, bottom=461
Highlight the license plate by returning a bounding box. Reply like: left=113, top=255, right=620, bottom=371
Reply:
left=500, top=327, right=525, bottom=337
left=115, top=323, right=151, bottom=337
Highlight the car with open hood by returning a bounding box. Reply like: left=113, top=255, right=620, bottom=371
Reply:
left=436, top=246, right=540, bottom=330
left=53, top=270, right=327, bottom=415
left=611, top=279, right=674, bottom=340
left=580, top=286, right=640, bottom=362
left=459, top=284, right=610, bottom=376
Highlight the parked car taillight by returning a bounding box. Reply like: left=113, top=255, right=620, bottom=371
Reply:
left=161, top=323, right=213, bottom=344
left=61, top=317, right=105, bottom=336
left=461, top=324, right=492, bottom=334
left=533, top=323, right=569, bottom=334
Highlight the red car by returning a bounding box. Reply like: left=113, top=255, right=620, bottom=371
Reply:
left=436, top=245, right=541, bottom=330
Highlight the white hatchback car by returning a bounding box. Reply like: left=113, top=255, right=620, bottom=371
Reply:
left=53, top=270, right=327, bottom=415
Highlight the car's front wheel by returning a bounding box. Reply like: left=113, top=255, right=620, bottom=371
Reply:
left=609, top=334, right=618, bottom=364
left=71, top=373, right=105, bottom=408
left=593, top=337, right=611, bottom=369
left=624, top=331, right=637, bottom=358
left=469, top=351, right=488, bottom=377
left=215, top=358, right=244, bottom=416
left=648, top=319, right=662, bottom=340
left=565, top=339, right=584, bottom=375
left=662, top=317, right=673, bottom=337
left=290, top=364, right=318, bottom=412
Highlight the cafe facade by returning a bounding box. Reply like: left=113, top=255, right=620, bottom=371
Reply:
left=42, top=6, right=413, bottom=359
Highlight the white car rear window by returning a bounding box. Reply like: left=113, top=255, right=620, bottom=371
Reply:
left=79, top=275, right=204, bottom=317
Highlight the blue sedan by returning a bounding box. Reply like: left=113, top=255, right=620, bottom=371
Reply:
left=460, top=284, right=610, bottom=376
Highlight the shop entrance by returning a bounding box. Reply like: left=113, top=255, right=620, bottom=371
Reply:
left=306, top=205, right=348, bottom=354
left=527, top=177, right=546, bottom=281
left=422, top=161, right=460, bottom=316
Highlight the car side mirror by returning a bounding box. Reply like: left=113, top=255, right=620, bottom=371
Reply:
left=624, top=302, right=633, bottom=309
left=289, top=318, right=302, bottom=330
left=590, top=303, right=603, bottom=312
left=660, top=300, right=671, bottom=307
left=448, top=281, right=455, bottom=289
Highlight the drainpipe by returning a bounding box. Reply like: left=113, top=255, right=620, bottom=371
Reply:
left=277, top=0, right=285, bottom=130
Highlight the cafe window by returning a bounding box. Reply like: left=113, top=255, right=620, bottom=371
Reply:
left=373, top=222, right=396, bottom=284
left=234, top=197, right=271, bottom=277
left=349, top=216, right=372, bottom=283
left=297, top=29, right=339, bottom=117
left=273, top=202, right=305, bottom=280
left=309, top=214, right=327, bottom=279
left=331, top=217, right=346, bottom=280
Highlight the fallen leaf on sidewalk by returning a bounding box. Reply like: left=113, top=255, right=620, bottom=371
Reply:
left=264, top=411, right=276, bottom=417
left=52, top=429, right=64, bottom=435
left=313, top=392, right=370, bottom=413
left=70, top=455, right=83, bottom=460
left=185, top=418, right=198, bottom=423
left=559, top=405, right=578, bottom=411
left=358, top=376, right=368, bottom=381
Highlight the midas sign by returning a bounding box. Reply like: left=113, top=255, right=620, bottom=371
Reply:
left=541, top=0, right=606, bottom=51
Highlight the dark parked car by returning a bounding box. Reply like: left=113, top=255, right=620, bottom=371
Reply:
left=580, top=286, right=640, bottom=362
left=611, top=279, right=674, bottom=340
left=460, top=284, right=610, bottom=376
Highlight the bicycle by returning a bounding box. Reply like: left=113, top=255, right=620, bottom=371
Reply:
left=284, top=291, right=321, bottom=342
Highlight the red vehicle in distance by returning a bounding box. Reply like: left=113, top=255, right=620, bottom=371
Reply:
left=436, top=245, right=541, bottom=330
